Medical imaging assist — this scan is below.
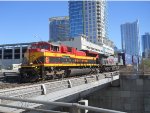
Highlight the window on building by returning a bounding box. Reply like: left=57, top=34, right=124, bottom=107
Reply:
left=4, top=49, right=12, bottom=59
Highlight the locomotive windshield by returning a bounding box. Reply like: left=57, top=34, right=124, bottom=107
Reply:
left=51, top=45, right=59, bottom=51
left=30, top=42, right=50, bottom=50
left=39, top=45, right=49, bottom=49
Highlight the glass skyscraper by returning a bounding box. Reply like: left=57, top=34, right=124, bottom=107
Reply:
left=142, top=33, right=150, bottom=52
left=69, top=1, right=107, bottom=45
left=49, top=16, right=70, bottom=42
left=121, top=20, right=140, bottom=56
left=142, top=33, right=150, bottom=56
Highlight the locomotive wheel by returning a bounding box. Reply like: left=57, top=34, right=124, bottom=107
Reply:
left=64, top=69, right=71, bottom=77
left=89, top=68, right=95, bottom=74
left=56, top=74, right=64, bottom=79
left=99, top=66, right=104, bottom=73
left=95, top=68, right=100, bottom=74
left=47, top=74, right=55, bottom=80
left=41, top=71, right=48, bottom=80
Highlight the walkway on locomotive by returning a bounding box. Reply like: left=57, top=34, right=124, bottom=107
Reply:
left=22, top=42, right=99, bottom=67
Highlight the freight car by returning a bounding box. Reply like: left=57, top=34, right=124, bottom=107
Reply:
left=19, top=41, right=123, bottom=82
left=118, top=52, right=139, bottom=66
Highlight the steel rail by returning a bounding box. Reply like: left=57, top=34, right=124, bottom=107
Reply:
left=0, top=96, right=126, bottom=113
left=0, top=104, right=68, bottom=113
left=73, top=103, right=127, bottom=113
left=0, top=96, right=72, bottom=107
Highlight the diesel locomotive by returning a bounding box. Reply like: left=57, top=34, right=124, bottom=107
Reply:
left=19, top=41, right=123, bottom=82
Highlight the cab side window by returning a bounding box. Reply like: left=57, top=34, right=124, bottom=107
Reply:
left=51, top=45, right=59, bottom=52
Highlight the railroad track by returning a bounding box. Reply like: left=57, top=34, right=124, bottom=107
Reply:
left=0, top=71, right=119, bottom=90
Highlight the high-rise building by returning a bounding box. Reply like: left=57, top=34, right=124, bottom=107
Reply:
left=142, top=33, right=150, bottom=53
left=49, top=16, right=70, bottom=42
left=69, top=1, right=107, bottom=45
left=142, top=33, right=150, bottom=57
left=121, top=20, right=140, bottom=56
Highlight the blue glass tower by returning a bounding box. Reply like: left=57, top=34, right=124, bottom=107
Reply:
left=49, top=16, right=70, bottom=42
left=142, top=33, right=150, bottom=57
left=142, top=33, right=150, bottom=52
left=69, top=1, right=84, bottom=38
left=121, top=20, right=140, bottom=56
left=69, top=1, right=107, bottom=45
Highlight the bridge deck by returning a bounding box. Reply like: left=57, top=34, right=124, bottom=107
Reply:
left=0, top=71, right=119, bottom=112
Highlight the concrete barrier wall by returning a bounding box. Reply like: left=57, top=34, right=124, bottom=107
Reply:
left=86, top=75, right=150, bottom=113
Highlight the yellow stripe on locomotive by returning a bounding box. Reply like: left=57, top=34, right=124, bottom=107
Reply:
left=21, top=42, right=98, bottom=68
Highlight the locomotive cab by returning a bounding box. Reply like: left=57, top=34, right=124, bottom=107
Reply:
left=30, top=42, right=51, bottom=52
left=50, top=43, right=60, bottom=52
left=22, top=42, right=51, bottom=65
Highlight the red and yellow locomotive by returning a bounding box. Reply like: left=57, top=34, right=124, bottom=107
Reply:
left=20, top=42, right=100, bottom=82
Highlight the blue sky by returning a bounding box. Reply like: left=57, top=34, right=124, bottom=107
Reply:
left=107, top=1, right=150, bottom=49
left=0, top=1, right=150, bottom=49
left=0, top=1, right=68, bottom=44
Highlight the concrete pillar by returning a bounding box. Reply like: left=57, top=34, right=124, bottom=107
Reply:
left=2, top=47, right=4, bottom=60
left=12, top=46, right=15, bottom=60
left=20, top=45, right=22, bottom=61
left=69, top=105, right=81, bottom=113
left=1, top=47, right=4, bottom=69
left=78, top=100, right=88, bottom=113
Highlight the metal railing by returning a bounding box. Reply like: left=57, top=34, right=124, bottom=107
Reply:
left=0, top=71, right=119, bottom=105
left=0, top=96, right=126, bottom=113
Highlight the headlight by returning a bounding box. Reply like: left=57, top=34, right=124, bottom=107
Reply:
left=30, top=62, right=33, bottom=65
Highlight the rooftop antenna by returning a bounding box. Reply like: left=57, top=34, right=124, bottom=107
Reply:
left=34, top=34, right=43, bottom=42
